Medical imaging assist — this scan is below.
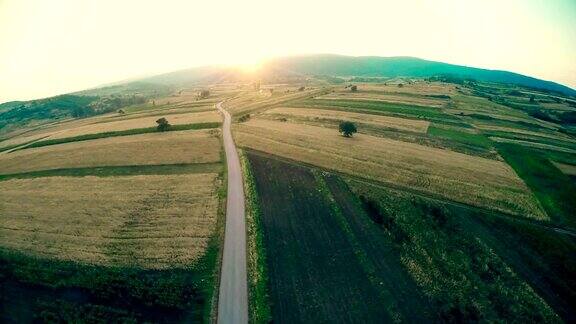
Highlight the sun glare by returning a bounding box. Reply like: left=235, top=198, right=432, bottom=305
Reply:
left=236, top=60, right=263, bottom=74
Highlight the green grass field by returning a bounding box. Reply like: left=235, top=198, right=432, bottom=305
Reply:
left=496, top=143, right=576, bottom=227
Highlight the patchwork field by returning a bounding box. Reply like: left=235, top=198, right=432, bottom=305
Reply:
left=262, top=107, right=430, bottom=133
left=234, top=119, right=544, bottom=218
left=246, top=152, right=567, bottom=322
left=47, top=110, right=221, bottom=140
left=0, top=129, right=221, bottom=175
left=315, top=90, right=448, bottom=108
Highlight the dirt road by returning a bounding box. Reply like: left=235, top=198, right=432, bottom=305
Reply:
left=216, top=102, right=248, bottom=324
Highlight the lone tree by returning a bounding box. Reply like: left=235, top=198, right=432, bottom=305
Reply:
left=199, top=90, right=210, bottom=99
left=156, top=117, right=170, bottom=132
left=530, top=94, right=536, bottom=103
left=350, top=85, right=358, bottom=92
left=339, top=121, right=357, bottom=137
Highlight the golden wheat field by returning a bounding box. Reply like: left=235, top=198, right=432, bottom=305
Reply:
left=262, top=107, right=430, bottom=133
left=233, top=119, right=546, bottom=219
left=47, top=110, right=221, bottom=139
left=0, top=173, right=220, bottom=269
left=0, top=129, right=222, bottom=175
left=0, top=115, right=114, bottom=146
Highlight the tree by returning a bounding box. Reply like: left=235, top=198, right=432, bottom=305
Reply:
left=398, top=83, right=404, bottom=88
left=350, top=85, right=358, bottom=92
left=529, top=94, right=536, bottom=103
left=156, top=117, right=170, bottom=132
left=339, top=121, right=357, bottom=137
left=199, top=90, right=210, bottom=99
left=298, top=86, right=305, bottom=92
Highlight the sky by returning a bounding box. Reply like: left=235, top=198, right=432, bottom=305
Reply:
left=1, top=0, right=575, bottom=103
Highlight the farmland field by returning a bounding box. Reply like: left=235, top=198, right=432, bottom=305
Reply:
left=0, top=89, right=226, bottom=322
left=46, top=110, right=221, bottom=140
left=246, top=151, right=567, bottom=322
left=234, top=119, right=544, bottom=218
left=0, top=173, right=219, bottom=268
left=0, top=129, right=221, bottom=175
left=262, top=107, right=431, bottom=133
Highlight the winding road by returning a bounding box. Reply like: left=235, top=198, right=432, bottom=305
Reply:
left=216, top=102, right=248, bottom=324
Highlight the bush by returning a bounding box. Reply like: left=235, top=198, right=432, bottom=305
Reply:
left=238, top=114, right=251, bottom=122
left=156, top=118, right=170, bottom=132
left=350, top=85, right=358, bottom=92
left=338, top=121, right=357, bottom=137
left=528, top=110, right=555, bottom=122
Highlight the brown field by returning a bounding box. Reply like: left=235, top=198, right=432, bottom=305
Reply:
left=0, top=173, right=219, bottom=269
left=233, top=119, right=545, bottom=219
left=315, top=91, right=447, bottom=108
left=262, top=107, right=430, bottom=133
left=48, top=110, right=221, bottom=140
left=0, top=129, right=221, bottom=175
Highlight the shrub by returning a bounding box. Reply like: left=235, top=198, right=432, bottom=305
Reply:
left=238, top=114, right=251, bottom=122
left=350, top=85, right=358, bottom=92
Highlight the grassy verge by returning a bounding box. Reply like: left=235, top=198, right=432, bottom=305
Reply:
left=0, top=244, right=218, bottom=323
left=239, top=150, right=272, bottom=324
left=0, top=163, right=223, bottom=181
left=13, top=122, right=220, bottom=151
left=495, top=143, right=576, bottom=227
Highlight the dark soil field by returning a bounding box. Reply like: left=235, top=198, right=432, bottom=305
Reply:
left=247, top=151, right=573, bottom=322
left=247, top=151, right=394, bottom=323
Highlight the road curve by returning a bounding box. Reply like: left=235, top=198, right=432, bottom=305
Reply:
left=216, top=102, right=248, bottom=324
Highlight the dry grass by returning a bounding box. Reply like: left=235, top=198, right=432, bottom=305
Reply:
left=0, top=173, right=220, bottom=269
left=262, top=107, right=430, bottom=133
left=552, top=161, right=576, bottom=176
left=233, top=119, right=545, bottom=219
left=0, top=129, right=221, bottom=175
left=48, top=111, right=221, bottom=140
left=315, top=91, right=447, bottom=108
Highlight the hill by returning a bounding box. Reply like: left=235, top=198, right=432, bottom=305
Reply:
left=265, top=55, right=576, bottom=96
left=138, top=55, right=576, bottom=97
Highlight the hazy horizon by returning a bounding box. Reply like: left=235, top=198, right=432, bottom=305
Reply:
left=1, top=0, right=575, bottom=104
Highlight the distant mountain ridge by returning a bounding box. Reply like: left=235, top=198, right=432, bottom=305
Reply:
left=139, top=54, right=576, bottom=96
left=266, top=55, right=576, bottom=95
